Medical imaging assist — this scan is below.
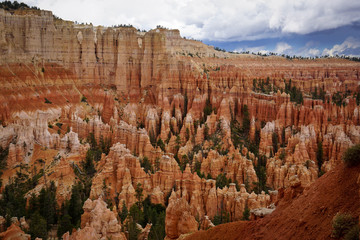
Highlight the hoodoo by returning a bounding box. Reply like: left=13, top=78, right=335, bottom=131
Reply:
left=0, top=4, right=359, bottom=240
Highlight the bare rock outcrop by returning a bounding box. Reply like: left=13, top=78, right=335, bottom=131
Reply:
left=137, top=223, right=152, bottom=240
left=165, top=191, right=198, bottom=239
left=64, top=198, right=126, bottom=240
left=0, top=224, right=30, bottom=240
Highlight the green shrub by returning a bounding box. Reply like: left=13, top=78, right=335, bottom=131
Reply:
left=241, top=205, right=250, bottom=221
left=343, top=144, right=360, bottom=167
left=44, top=98, right=52, bottom=104
left=157, top=138, right=165, bottom=152
left=344, top=225, right=359, bottom=240
left=213, top=211, right=230, bottom=225
left=140, top=157, right=153, bottom=174
left=332, top=213, right=357, bottom=238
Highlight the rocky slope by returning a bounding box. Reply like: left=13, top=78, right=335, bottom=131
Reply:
left=0, top=7, right=360, bottom=240
left=184, top=163, right=360, bottom=240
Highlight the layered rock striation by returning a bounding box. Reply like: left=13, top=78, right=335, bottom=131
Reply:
left=1, top=8, right=360, bottom=240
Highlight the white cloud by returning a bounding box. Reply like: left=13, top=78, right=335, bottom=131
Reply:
left=274, top=42, right=292, bottom=54
left=308, top=48, right=321, bottom=56
left=322, top=37, right=360, bottom=56
left=235, top=46, right=268, bottom=54
left=23, top=0, right=360, bottom=41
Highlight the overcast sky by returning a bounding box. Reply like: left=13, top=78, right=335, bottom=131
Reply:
left=22, top=0, right=360, bottom=57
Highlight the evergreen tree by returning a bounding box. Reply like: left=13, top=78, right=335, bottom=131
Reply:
left=281, top=127, right=286, bottom=147
left=135, top=183, right=144, bottom=208
left=204, top=123, right=209, bottom=140
left=99, top=135, right=111, bottom=155
left=312, top=86, right=318, bottom=99
left=272, top=132, right=278, bottom=154
left=87, top=132, right=97, bottom=149
left=215, top=173, right=230, bottom=189
left=317, top=141, right=323, bottom=172
left=128, top=204, right=144, bottom=240
left=142, top=197, right=166, bottom=240
left=140, top=157, right=153, bottom=173
left=29, top=211, right=48, bottom=240
left=156, top=138, right=165, bottom=152
left=213, top=202, right=230, bottom=225
left=241, top=204, right=250, bottom=221
left=120, top=201, right=128, bottom=223
left=68, top=183, right=84, bottom=227
left=82, top=151, right=96, bottom=177
left=102, top=179, right=113, bottom=209
left=128, top=220, right=141, bottom=240
left=38, top=181, right=57, bottom=229
left=242, top=105, right=250, bottom=135
left=57, top=214, right=73, bottom=238
left=0, top=174, right=30, bottom=221
left=27, top=193, right=39, bottom=217
left=253, top=155, right=268, bottom=194
left=175, top=135, right=181, bottom=151
left=149, top=129, right=157, bottom=147
left=183, top=91, right=188, bottom=119
left=185, top=128, right=190, bottom=141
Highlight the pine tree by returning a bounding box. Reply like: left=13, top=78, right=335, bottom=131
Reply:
left=204, top=123, right=209, bottom=140
left=29, top=211, right=47, bottom=240
left=83, top=151, right=96, bottom=177
left=242, top=105, right=250, bottom=135
left=317, top=141, right=323, bottom=172
left=241, top=204, right=250, bottom=221
left=57, top=214, right=73, bottom=238
left=120, top=201, right=128, bottom=223
left=68, top=184, right=83, bottom=227
left=135, top=183, right=144, bottom=208
left=272, top=132, right=278, bottom=154
left=183, top=91, right=188, bottom=119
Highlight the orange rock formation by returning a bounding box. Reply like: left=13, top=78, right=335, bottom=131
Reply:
left=1, top=8, right=360, bottom=240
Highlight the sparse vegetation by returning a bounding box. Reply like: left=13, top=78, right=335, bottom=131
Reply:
left=342, top=144, right=360, bottom=167
left=125, top=186, right=166, bottom=240
left=241, top=204, right=250, bottom=221
left=284, top=79, right=303, bottom=105
left=140, top=156, right=153, bottom=173
left=311, top=86, right=326, bottom=101
left=0, top=167, right=43, bottom=226
left=332, top=91, right=349, bottom=107
left=272, top=132, right=278, bottom=155
left=253, top=155, right=268, bottom=194
left=332, top=212, right=359, bottom=239
left=253, top=77, right=274, bottom=94
left=202, top=97, right=215, bottom=123
left=0, top=1, right=39, bottom=11
left=317, top=141, right=324, bottom=173
left=0, top=146, right=9, bottom=178
left=213, top=202, right=230, bottom=225
left=156, top=138, right=166, bottom=152
left=44, top=98, right=52, bottom=104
